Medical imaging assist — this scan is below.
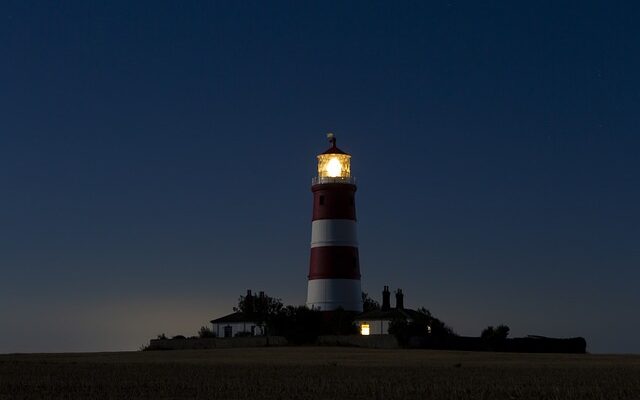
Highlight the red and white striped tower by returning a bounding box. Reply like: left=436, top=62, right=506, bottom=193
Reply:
left=306, top=133, right=363, bottom=312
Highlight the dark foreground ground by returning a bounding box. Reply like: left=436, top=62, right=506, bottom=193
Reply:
left=1, top=347, right=639, bottom=399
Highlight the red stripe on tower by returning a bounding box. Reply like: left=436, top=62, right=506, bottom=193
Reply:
left=306, top=133, right=363, bottom=312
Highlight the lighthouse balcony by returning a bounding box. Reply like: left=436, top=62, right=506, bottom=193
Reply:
left=312, top=176, right=356, bottom=185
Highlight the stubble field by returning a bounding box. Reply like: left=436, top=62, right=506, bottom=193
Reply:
left=1, top=347, right=639, bottom=399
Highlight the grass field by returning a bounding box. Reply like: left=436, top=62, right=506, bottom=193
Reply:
left=1, top=347, right=639, bottom=399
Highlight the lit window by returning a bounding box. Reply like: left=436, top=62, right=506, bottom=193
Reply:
left=360, top=323, right=370, bottom=336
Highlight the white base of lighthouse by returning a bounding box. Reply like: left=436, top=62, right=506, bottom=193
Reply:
left=306, top=279, right=363, bottom=312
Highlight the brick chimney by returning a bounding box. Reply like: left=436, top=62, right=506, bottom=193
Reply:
left=395, top=288, right=404, bottom=310
left=382, top=286, right=391, bottom=310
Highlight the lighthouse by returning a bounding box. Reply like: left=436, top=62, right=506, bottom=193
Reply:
left=306, top=133, right=363, bottom=312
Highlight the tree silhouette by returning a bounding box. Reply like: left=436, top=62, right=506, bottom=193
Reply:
left=234, top=291, right=283, bottom=340
left=361, top=292, right=380, bottom=312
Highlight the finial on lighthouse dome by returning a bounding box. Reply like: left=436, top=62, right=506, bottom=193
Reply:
left=315, top=133, right=353, bottom=183
left=324, top=132, right=346, bottom=154
left=327, top=132, right=335, bottom=146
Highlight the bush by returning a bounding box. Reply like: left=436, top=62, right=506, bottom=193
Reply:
left=389, top=308, right=457, bottom=347
left=270, top=306, right=324, bottom=345
left=481, top=325, right=510, bottom=341
left=480, top=325, right=510, bottom=351
left=388, top=319, right=418, bottom=346
left=198, top=326, right=216, bottom=338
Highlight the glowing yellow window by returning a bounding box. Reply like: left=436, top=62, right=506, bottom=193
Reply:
left=360, top=323, right=370, bottom=336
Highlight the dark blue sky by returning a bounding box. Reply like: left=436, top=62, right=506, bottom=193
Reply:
left=1, top=1, right=638, bottom=353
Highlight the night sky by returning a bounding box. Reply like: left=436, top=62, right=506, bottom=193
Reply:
left=1, top=1, right=639, bottom=354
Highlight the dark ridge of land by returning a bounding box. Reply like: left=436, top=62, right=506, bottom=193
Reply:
left=1, top=347, right=639, bottom=400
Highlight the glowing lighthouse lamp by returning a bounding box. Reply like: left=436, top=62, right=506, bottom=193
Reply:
left=307, top=133, right=363, bottom=312
left=316, top=135, right=352, bottom=183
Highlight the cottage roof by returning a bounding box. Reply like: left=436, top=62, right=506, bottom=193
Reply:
left=210, top=312, right=258, bottom=324
left=354, top=308, right=424, bottom=322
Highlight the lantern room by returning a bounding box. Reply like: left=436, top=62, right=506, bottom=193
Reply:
left=314, top=133, right=354, bottom=184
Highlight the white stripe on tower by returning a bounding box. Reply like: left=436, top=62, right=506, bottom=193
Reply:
left=310, top=219, right=358, bottom=248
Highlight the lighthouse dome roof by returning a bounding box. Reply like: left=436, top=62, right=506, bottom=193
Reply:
left=321, top=144, right=350, bottom=155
